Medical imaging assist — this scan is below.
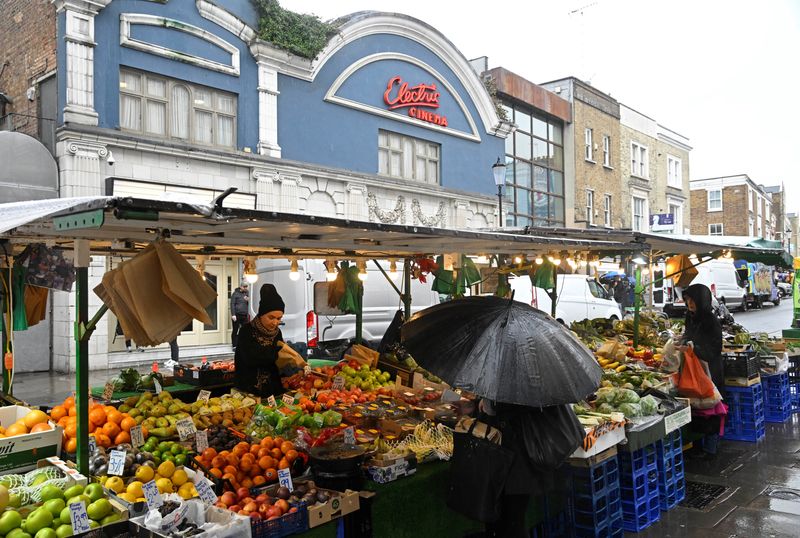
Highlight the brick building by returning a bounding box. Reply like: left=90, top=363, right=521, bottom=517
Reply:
left=764, top=184, right=791, bottom=250
left=690, top=175, right=775, bottom=239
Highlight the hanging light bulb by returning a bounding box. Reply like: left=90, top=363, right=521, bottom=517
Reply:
left=514, top=255, right=523, bottom=265
left=549, top=254, right=561, bottom=265
left=579, top=258, right=588, bottom=268
left=289, top=259, right=300, bottom=281
left=535, top=256, right=544, bottom=265
left=389, top=259, right=397, bottom=273
left=325, top=259, right=338, bottom=281
left=243, top=256, right=258, bottom=284
left=196, top=255, right=207, bottom=281
left=357, top=260, right=368, bottom=281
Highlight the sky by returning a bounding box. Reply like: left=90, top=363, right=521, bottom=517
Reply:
left=280, top=0, right=800, bottom=217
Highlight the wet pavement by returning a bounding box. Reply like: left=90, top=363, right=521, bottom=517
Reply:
left=732, top=300, right=794, bottom=336
left=635, top=415, right=800, bottom=537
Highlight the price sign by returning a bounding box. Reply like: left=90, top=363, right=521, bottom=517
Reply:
left=194, top=474, right=218, bottom=505
left=277, top=468, right=293, bottom=492
left=282, top=393, right=295, bottom=406
left=88, top=436, right=96, bottom=456
left=343, top=427, right=355, bottom=445
left=332, top=376, right=345, bottom=390
left=102, top=381, right=115, bottom=401
left=176, top=418, right=197, bottom=441
left=267, top=395, right=277, bottom=407
left=69, top=501, right=91, bottom=533
left=130, top=425, right=144, bottom=448
left=108, top=449, right=126, bottom=476
left=153, top=378, right=163, bottom=394
left=196, top=390, right=211, bottom=403
left=142, top=480, right=163, bottom=510
left=195, top=430, right=209, bottom=453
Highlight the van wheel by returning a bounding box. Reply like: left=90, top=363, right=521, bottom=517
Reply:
left=609, top=315, right=619, bottom=321
left=774, top=296, right=781, bottom=306
left=556, top=319, right=565, bottom=325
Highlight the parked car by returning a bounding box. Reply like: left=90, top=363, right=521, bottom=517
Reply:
left=777, top=281, right=792, bottom=298
left=508, top=273, right=622, bottom=325
left=253, top=259, right=440, bottom=358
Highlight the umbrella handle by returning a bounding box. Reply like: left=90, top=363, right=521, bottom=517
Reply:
left=500, top=292, right=515, bottom=328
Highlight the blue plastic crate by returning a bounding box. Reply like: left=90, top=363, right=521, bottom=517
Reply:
left=569, top=457, right=619, bottom=498
left=617, top=444, right=658, bottom=476
left=572, top=514, right=624, bottom=538
left=621, top=492, right=660, bottom=533
left=790, top=383, right=800, bottom=413
left=658, top=476, right=686, bottom=511
left=765, top=404, right=792, bottom=423
left=724, top=416, right=766, bottom=442
left=725, top=383, right=764, bottom=401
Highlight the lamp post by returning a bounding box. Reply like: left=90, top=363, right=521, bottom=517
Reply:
left=492, top=157, right=507, bottom=227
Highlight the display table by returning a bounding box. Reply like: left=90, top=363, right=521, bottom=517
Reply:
left=89, top=381, right=234, bottom=401
left=298, top=461, right=562, bottom=537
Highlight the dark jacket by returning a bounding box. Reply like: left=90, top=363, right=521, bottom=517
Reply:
left=682, top=284, right=724, bottom=389
left=233, top=324, right=284, bottom=397
left=230, top=288, right=249, bottom=317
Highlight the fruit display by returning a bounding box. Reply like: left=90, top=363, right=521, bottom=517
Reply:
left=49, top=397, right=139, bottom=453
left=214, top=484, right=303, bottom=521
left=119, top=392, right=192, bottom=439
left=0, top=408, right=52, bottom=439
left=337, top=362, right=394, bottom=391
left=140, top=439, right=194, bottom=467
left=381, top=343, right=444, bottom=383
left=193, top=437, right=304, bottom=490
left=107, top=368, right=164, bottom=393
left=246, top=404, right=342, bottom=440
left=191, top=404, right=255, bottom=432
left=88, top=444, right=156, bottom=478
left=99, top=458, right=198, bottom=501
left=205, top=426, right=248, bottom=453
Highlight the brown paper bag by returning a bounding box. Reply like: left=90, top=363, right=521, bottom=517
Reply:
left=277, top=342, right=307, bottom=370
left=351, top=344, right=379, bottom=367
left=155, top=241, right=216, bottom=325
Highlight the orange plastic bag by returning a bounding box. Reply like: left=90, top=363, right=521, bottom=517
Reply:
left=677, top=347, right=716, bottom=399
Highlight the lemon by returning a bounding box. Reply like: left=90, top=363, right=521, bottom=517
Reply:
left=135, top=466, right=154, bottom=483
left=157, top=461, right=175, bottom=479
left=171, top=470, right=188, bottom=488
left=155, top=478, right=173, bottom=494
left=177, top=484, right=194, bottom=500
left=97, top=476, right=108, bottom=486
left=126, top=481, right=144, bottom=499
left=118, top=492, right=137, bottom=503
left=136, top=497, right=146, bottom=503
left=105, top=477, right=125, bottom=494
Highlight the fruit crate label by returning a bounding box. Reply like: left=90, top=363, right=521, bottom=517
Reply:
left=194, top=474, right=217, bottom=505
left=282, top=393, right=295, bottom=405
left=332, top=376, right=345, bottom=390
left=102, top=381, right=115, bottom=401
left=130, top=425, right=145, bottom=448
left=69, top=501, right=91, bottom=533
left=267, top=395, right=277, bottom=407
left=277, top=468, right=293, bottom=492
left=154, top=378, right=163, bottom=394
left=143, top=479, right=164, bottom=510
left=108, top=449, right=126, bottom=476
left=176, top=418, right=197, bottom=441
left=343, top=427, right=356, bottom=445
left=195, top=430, right=209, bottom=453
left=196, top=390, right=211, bottom=403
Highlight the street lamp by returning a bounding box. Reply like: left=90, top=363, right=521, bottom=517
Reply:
left=492, top=157, right=507, bottom=227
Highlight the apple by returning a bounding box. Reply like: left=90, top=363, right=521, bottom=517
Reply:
left=243, top=502, right=258, bottom=513
left=266, top=506, right=281, bottom=519
left=229, top=505, right=241, bottom=513
left=242, top=497, right=254, bottom=506
left=236, top=488, right=250, bottom=502
left=214, top=502, right=227, bottom=510
left=258, top=503, right=270, bottom=515
left=249, top=512, right=262, bottom=521
left=237, top=510, right=248, bottom=516
left=255, top=494, right=269, bottom=505
left=220, top=492, right=236, bottom=507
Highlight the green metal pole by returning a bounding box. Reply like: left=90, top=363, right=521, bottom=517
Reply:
left=550, top=266, right=558, bottom=318
left=403, top=259, right=412, bottom=319
left=1, top=313, right=9, bottom=395
left=633, top=265, right=643, bottom=348
left=75, top=266, right=90, bottom=475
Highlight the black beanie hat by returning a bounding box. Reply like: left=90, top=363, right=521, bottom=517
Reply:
left=258, top=283, right=285, bottom=316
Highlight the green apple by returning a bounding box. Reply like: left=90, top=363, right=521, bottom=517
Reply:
left=100, top=514, right=120, bottom=526
left=8, top=493, right=22, bottom=508
left=65, top=495, right=90, bottom=510
left=54, top=524, right=73, bottom=538
left=43, top=499, right=65, bottom=519
left=35, top=528, right=57, bottom=538
left=50, top=518, right=61, bottom=529
left=39, top=486, right=64, bottom=503
left=83, top=483, right=104, bottom=503
left=88, top=520, right=99, bottom=529
left=0, top=510, right=23, bottom=535
left=25, top=508, right=53, bottom=535
left=86, top=499, right=111, bottom=521
left=62, top=485, right=84, bottom=500
left=6, top=529, right=31, bottom=538
left=59, top=508, right=70, bottom=526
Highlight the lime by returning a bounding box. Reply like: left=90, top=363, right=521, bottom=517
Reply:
left=174, top=454, right=187, bottom=466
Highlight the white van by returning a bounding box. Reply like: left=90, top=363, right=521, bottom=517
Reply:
left=509, top=273, right=622, bottom=325
left=252, top=259, right=439, bottom=357
left=663, top=258, right=747, bottom=316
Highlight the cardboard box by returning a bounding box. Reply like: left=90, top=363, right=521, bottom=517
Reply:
left=307, top=489, right=360, bottom=528
left=38, top=456, right=88, bottom=486
left=570, top=420, right=626, bottom=459
left=0, top=405, right=63, bottom=474
left=724, top=375, right=761, bottom=387
left=568, top=445, right=618, bottom=467
left=365, top=453, right=417, bottom=484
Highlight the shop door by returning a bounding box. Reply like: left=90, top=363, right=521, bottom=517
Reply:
left=178, top=260, right=233, bottom=347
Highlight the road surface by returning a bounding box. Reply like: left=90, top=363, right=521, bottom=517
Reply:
left=730, top=299, right=794, bottom=335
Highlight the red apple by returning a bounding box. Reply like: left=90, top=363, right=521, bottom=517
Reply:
left=267, top=516, right=279, bottom=521
left=242, top=497, right=254, bottom=506
left=237, top=487, right=250, bottom=501
left=237, top=510, right=248, bottom=516
left=255, top=494, right=269, bottom=504
left=249, top=512, right=262, bottom=521
left=266, top=506, right=282, bottom=519
left=243, top=501, right=258, bottom=513
left=229, top=505, right=241, bottom=513
left=220, top=492, right=237, bottom=507
left=258, top=503, right=270, bottom=515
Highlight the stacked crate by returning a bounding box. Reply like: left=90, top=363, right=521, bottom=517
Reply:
left=655, top=430, right=686, bottom=511
left=617, top=445, right=660, bottom=532
left=567, top=450, right=624, bottom=538
left=761, top=372, right=792, bottom=423
left=788, top=355, right=800, bottom=413
left=724, top=384, right=766, bottom=442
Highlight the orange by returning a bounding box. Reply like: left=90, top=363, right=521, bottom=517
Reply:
left=284, top=449, right=298, bottom=464
left=66, top=415, right=77, bottom=425
left=278, top=458, right=290, bottom=470
left=202, top=447, right=218, bottom=461
left=257, top=448, right=271, bottom=459
left=68, top=406, right=77, bottom=417
left=248, top=466, right=261, bottom=478
left=209, top=467, right=222, bottom=479
left=232, top=445, right=247, bottom=458
left=258, top=456, right=271, bottom=470
left=102, top=422, right=121, bottom=439
left=5, top=423, right=28, bottom=436
left=270, top=448, right=282, bottom=460
left=65, top=437, right=77, bottom=453
left=120, top=417, right=136, bottom=433
left=89, top=408, right=106, bottom=426
left=114, top=431, right=131, bottom=446
left=240, top=459, right=253, bottom=472
left=225, top=454, right=239, bottom=467
left=240, top=478, right=253, bottom=489
left=107, top=410, right=123, bottom=425
left=50, top=405, right=68, bottom=422
left=211, top=456, right=226, bottom=469
left=223, top=465, right=237, bottom=476
left=63, top=396, right=75, bottom=409
left=30, top=423, right=53, bottom=433
left=95, top=433, right=111, bottom=448
left=264, top=468, right=277, bottom=482
left=260, top=437, right=274, bottom=450
left=252, top=475, right=266, bottom=486
left=280, top=441, right=294, bottom=455
left=249, top=445, right=261, bottom=456
left=57, top=417, right=68, bottom=428
left=64, top=423, right=77, bottom=438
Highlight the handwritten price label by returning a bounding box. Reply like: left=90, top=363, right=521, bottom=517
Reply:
left=102, top=381, right=115, bottom=401
left=343, top=427, right=356, bottom=445
left=108, top=449, right=126, bottom=476
left=195, top=430, right=209, bottom=453
left=69, top=501, right=91, bottom=533
left=142, top=480, right=163, bottom=510
left=196, top=390, right=211, bottom=403
left=282, top=393, right=295, bottom=406
left=267, top=395, right=277, bottom=407
left=130, top=425, right=144, bottom=448
left=332, top=376, right=345, bottom=390
left=194, top=474, right=217, bottom=505
left=88, top=436, right=96, bottom=456
left=176, top=418, right=197, bottom=441
left=154, top=378, right=162, bottom=394
left=277, top=468, right=293, bottom=492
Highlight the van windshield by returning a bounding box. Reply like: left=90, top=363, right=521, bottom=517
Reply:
left=587, top=279, right=610, bottom=300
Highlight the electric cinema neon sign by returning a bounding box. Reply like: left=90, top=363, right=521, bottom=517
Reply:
left=383, top=76, right=448, bottom=127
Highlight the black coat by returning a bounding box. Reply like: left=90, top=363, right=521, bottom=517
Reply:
left=233, top=324, right=284, bottom=397
left=682, top=284, right=724, bottom=389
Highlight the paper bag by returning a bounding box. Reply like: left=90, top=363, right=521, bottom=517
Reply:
left=155, top=240, right=216, bottom=325
left=277, top=342, right=307, bottom=371
left=351, top=344, right=379, bottom=367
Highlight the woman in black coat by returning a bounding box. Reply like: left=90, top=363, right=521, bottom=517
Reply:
left=681, top=283, right=724, bottom=457
left=234, top=284, right=286, bottom=397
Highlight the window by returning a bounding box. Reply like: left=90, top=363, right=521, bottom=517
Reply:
left=584, top=128, right=593, bottom=161
left=602, top=135, right=611, bottom=167
left=119, top=69, right=236, bottom=148
left=586, top=189, right=594, bottom=225
left=748, top=188, right=754, bottom=211
left=630, top=142, right=648, bottom=178
left=709, top=223, right=723, bottom=236
left=604, top=194, right=612, bottom=227
left=757, top=196, right=762, bottom=216
left=378, top=130, right=440, bottom=184
left=708, top=189, right=722, bottom=211
left=667, top=156, right=682, bottom=188
left=668, top=202, right=683, bottom=234
left=588, top=280, right=609, bottom=300
left=503, top=102, right=565, bottom=227
left=632, top=196, right=647, bottom=231
left=758, top=219, right=763, bottom=237
left=748, top=217, right=755, bottom=236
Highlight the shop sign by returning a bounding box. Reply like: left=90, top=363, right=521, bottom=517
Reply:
left=384, top=76, right=448, bottom=127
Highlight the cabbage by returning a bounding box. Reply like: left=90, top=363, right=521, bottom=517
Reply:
left=613, top=388, right=640, bottom=406
left=594, top=388, right=616, bottom=404
left=618, top=403, right=642, bottom=418
left=597, top=403, right=616, bottom=414
left=639, top=395, right=659, bottom=416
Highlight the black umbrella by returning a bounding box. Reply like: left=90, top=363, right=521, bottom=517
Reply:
left=401, top=296, right=602, bottom=407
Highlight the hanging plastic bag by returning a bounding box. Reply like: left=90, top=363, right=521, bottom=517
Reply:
left=677, top=345, right=716, bottom=399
